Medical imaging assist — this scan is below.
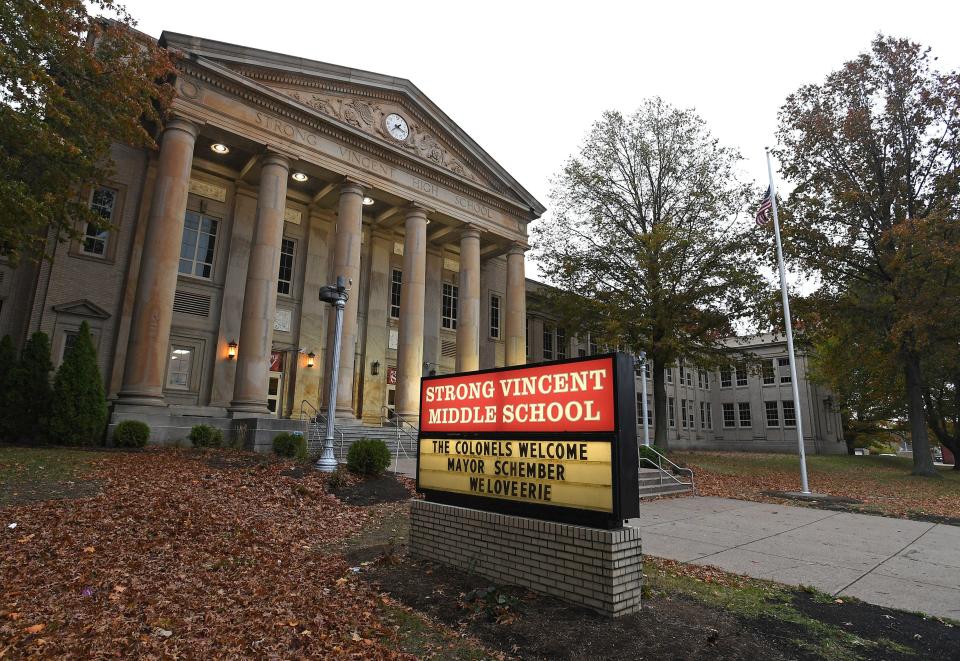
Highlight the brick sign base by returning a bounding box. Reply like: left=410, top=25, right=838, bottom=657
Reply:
left=409, top=500, right=643, bottom=617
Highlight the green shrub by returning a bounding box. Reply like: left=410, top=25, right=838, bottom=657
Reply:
left=638, top=444, right=668, bottom=467
left=347, top=438, right=391, bottom=476
left=11, top=332, right=54, bottom=442
left=273, top=432, right=308, bottom=461
left=49, top=322, right=107, bottom=446
left=0, top=335, right=16, bottom=441
left=113, top=420, right=150, bottom=448
left=189, top=424, right=224, bottom=448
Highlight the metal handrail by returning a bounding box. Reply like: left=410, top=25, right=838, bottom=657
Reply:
left=380, top=406, right=417, bottom=460
left=639, top=446, right=695, bottom=494
left=300, top=399, right=344, bottom=460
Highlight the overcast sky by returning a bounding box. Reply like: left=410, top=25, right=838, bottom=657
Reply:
left=124, top=0, right=959, bottom=275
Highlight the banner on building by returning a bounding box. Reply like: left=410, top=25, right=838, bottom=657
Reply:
left=417, top=353, right=640, bottom=528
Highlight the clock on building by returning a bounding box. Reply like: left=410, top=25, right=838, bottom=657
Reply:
left=385, top=113, right=409, bottom=141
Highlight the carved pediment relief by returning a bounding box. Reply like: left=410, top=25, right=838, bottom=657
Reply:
left=278, top=87, right=486, bottom=186
left=52, top=299, right=111, bottom=320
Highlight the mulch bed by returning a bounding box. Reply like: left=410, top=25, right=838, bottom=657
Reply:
left=328, top=473, right=416, bottom=506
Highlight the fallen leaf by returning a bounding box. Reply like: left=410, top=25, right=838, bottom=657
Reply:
left=24, top=624, right=45, bottom=634
left=17, top=534, right=36, bottom=544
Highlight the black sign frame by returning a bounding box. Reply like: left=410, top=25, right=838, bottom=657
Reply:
left=415, top=352, right=640, bottom=529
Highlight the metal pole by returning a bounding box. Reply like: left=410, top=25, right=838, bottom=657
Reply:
left=639, top=351, right=650, bottom=447
left=316, top=283, right=346, bottom=472
left=766, top=148, right=811, bottom=494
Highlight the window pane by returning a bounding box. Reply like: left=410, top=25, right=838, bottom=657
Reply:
left=166, top=346, right=193, bottom=390
left=681, top=399, right=687, bottom=428
left=543, top=325, right=553, bottom=360
left=738, top=402, right=751, bottom=427
left=442, top=283, right=458, bottom=329
left=736, top=364, right=748, bottom=387
left=278, top=239, right=295, bottom=295
left=179, top=213, right=218, bottom=279
left=783, top=400, right=796, bottom=427
left=556, top=328, right=566, bottom=359
left=489, top=295, right=500, bottom=338
left=762, top=359, right=776, bottom=384
left=723, top=403, right=735, bottom=427
left=720, top=367, right=732, bottom=387
left=765, top=400, right=780, bottom=427
left=668, top=397, right=675, bottom=427
left=391, top=269, right=402, bottom=318
left=779, top=357, right=792, bottom=383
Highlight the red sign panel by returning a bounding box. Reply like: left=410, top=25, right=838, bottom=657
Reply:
left=419, top=357, right=616, bottom=433
left=386, top=366, right=397, bottom=385
left=269, top=351, right=283, bottom=373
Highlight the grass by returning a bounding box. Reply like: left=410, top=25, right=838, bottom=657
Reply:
left=376, top=603, right=491, bottom=660
left=0, top=446, right=109, bottom=506
left=671, top=451, right=960, bottom=519
left=645, top=559, right=920, bottom=660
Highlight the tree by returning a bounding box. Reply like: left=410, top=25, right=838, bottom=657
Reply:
left=11, top=331, right=53, bottom=442
left=776, top=35, right=960, bottom=476
left=534, top=99, right=768, bottom=449
left=0, top=335, right=16, bottom=440
left=49, top=322, right=107, bottom=445
left=0, top=0, right=173, bottom=264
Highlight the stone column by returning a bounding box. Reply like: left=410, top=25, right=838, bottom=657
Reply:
left=229, top=153, right=290, bottom=413
left=505, top=243, right=527, bottom=366
left=395, top=205, right=428, bottom=418
left=117, top=118, right=198, bottom=405
left=456, top=225, right=481, bottom=372
left=326, top=180, right=366, bottom=417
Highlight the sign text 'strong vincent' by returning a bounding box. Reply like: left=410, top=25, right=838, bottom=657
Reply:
left=416, top=353, right=640, bottom=529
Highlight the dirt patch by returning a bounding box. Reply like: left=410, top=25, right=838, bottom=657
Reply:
left=365, top=556, right=798, bottom=660
left=329, top=473, right=414, bottom=506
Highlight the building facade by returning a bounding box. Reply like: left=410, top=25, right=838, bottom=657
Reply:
left=0, top=33, right=544, bottom=441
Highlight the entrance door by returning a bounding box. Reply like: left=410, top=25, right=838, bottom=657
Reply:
left=385, top=385, right=396, bottom=419
left=267, top=350, right=284, bottom=416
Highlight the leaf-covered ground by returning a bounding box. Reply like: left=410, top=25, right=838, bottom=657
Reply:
left=672, top=452, right=960, bottom=520
left=0, top=448, right=426, bottom=658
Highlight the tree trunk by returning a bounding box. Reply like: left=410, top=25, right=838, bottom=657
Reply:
left=653, top=363, right=668, bottom=451
left=904, top=353, right=938, bottom=477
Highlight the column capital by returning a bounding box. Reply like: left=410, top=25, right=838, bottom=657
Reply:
left=459, top=223, right=481, bottom=241
left=404, top=202, right=432, bottom=220
left=507, top=241, right=528, bottom=255
left=164, top=116, right=200, bottom=139
left=340, top=177, right=370, bottom=197
left=261, top=151, right=291, bottom=171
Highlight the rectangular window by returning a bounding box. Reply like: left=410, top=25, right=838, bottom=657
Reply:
left=489, top=294, right=500, bottom=339
left=83, top=187, right=116, bottom=256
left=700, top=401, right=706, bottom=427
left=556, top=328, right=566, bottom=359
left=778, top=357, right=792, bottom=383
left=765, top=400, right=780, bottom=427
left=277, top=238, right=295, bottom=295
left=681, top=399, right=687, bottom=428
left=707, top=402, right=713, bottom=428
left=738, top=401, right=752, bottom=427
left=166, top=346, right=193, bottom=390
left=783, top=399, right=797, bottom=428
left=678, top=365, right=684, bottom=385
left=646, top=395, right=653, bottom=426
left=762, top=359, right=776, bottom=385
left=441, top=282, right=458, bottom=329
left=686, top=367, right=693, bottom=387
left=179, top=211, right=218, bottom=279
left=666, top=367, right=673, bottom=384
left=668, top=397, right=676, bottom=428
left=578, top=347, right=586, bottom=357
left=723, top=402, right=735, bottom=428
left=543, top=324, right=554, bottom=360
left=689, top=408, right=695, bottom=429
left=390, top=269, right=402, bottom=319
left=720, top=367, right=732, bottom=388
left=589, top=340, right=598, bottom=356
left=736, top=364, right=748, bottom=387
left=636, top=392, right=644, bottom=422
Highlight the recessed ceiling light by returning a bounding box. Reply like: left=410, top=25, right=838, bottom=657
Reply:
left=362, top=196, right=375, bottom=206
left=210, top=143, right=230, bottom=154
left=291, top=172, right=308, bottom=182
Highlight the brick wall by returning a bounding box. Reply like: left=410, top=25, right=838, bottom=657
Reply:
left=409, top=499, right=643, bottom=617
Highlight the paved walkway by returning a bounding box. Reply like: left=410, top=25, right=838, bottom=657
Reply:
left=628, top=497, right=960, bottom=621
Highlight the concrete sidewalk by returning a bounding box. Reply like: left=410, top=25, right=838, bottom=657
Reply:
left=628, top=497, right=960, bottom=621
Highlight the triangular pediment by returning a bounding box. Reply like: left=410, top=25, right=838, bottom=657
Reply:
left=160, top=32, right=545, bottom=218
left=52, top=299, right=111, bottom=320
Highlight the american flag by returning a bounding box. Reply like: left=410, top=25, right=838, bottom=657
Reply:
left=755, top=187, right=773, bottom=226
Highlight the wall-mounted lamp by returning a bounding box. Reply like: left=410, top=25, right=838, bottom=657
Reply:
left=306, top=352, right=316, bottom=368
left=371, top=360, right=380, bottom=375
left=227, top=340, right=238, bottom=360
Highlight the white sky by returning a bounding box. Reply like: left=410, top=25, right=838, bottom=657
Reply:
left=124, top=0, right=959, bottom=278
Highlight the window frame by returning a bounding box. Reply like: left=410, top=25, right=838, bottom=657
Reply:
left=762, top=359, right=776, bottom=385
left=765, top=400, right=780, bottom=427
left=738, top=401, right=752, bottom=428
left=668, top=396, right=676, bottom=428
left=722, top=402, right=736, bottom=428
left=542, top=323, right=554, bottom=360
left=681, top=399, right=688, bottom=429
left=782, top=399, right=797, bottom=428
left=720, top=366, right=732, bottom=388
left=277, top=237, right=296, bottom=296
left=390, top=269, right=402, bottom=319
left=178, top=210, right=220, bottom=280
left=489, top=293, right=501, bottom=339
left=778, top=357, right=793, bottom=384
left=81, top=186, right=118, bottom=257
left=441, top=282, right=458, bottom=330
left=166, top=344, right=194, bottom=391
left=556, top=328, right=566, bottom=360
left=735, top=363, right=748, bottom=387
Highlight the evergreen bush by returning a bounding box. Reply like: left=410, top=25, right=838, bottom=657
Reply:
left=189, top=424, right=224, bottom=448
left=11, top=331, right=53, bottom=442
left=113, top=420, right=150, bottom=448
left=48, top=323, right=107, bottom=446
left=346, top=438, right=391, bottom=476
left=272, top=432, right=308, bottom=461
left=0, top=335, right=16, bottom=440
left=638, top=444, right=669, bottom=467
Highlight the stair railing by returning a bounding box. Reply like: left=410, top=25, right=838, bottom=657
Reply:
left=300, top=399, right=344, bottom=461
left=638, top=446, right=695, bottom=494
left=380, top=406, right=417, bottom=461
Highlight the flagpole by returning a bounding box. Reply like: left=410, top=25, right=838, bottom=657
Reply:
left=766, top=147, right=811, bottom=495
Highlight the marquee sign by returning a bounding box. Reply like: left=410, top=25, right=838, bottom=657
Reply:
left=417, top=353, right=640, bottom=528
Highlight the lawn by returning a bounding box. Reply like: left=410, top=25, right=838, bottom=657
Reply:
left=2, top=446, right=957, bottom=659
left=671, top=451, right=960, bottom=520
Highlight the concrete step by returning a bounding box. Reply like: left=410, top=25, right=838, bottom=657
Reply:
left=638, top=482, right=693, bottom=498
